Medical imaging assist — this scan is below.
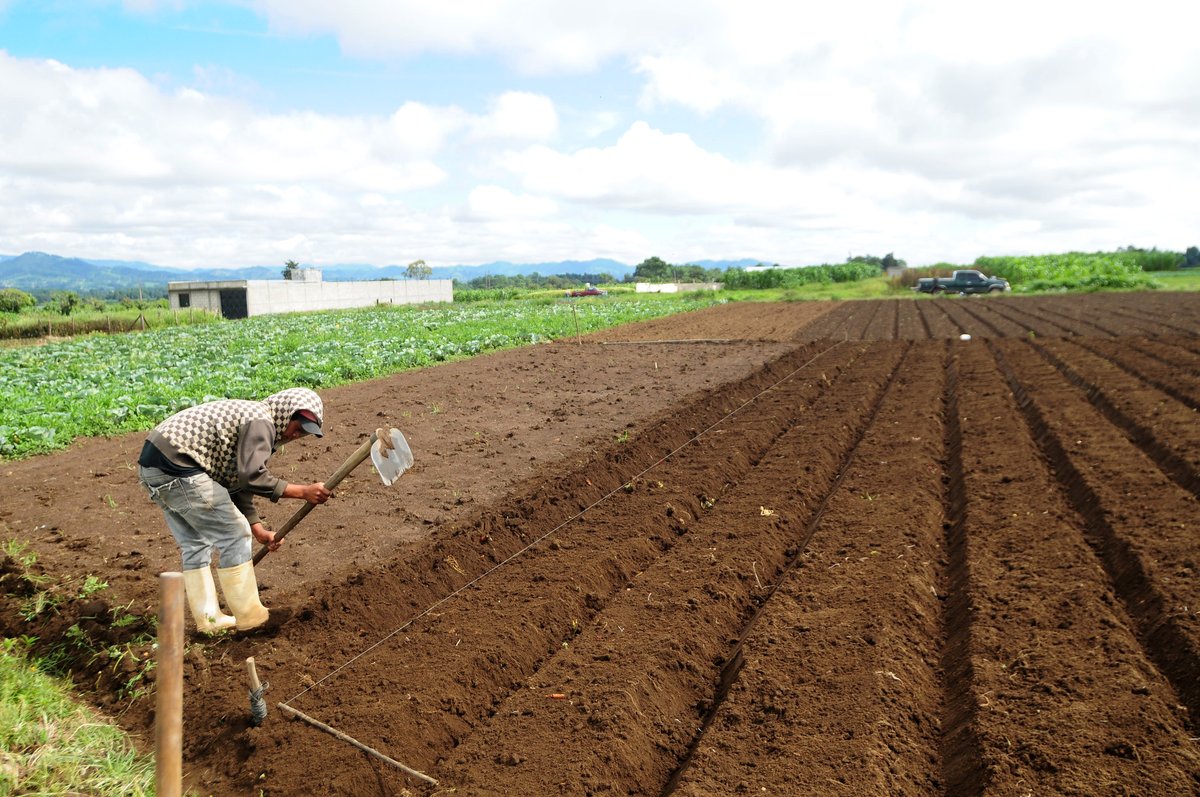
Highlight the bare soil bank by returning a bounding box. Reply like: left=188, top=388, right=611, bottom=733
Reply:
left=2, top=294, right=1199, bottom=795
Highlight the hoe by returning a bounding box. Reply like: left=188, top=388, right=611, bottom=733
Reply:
left=251, top=426, right=413, bottom=566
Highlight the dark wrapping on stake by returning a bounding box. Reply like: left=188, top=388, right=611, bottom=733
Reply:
left=246, top=657, right=268, bottom=727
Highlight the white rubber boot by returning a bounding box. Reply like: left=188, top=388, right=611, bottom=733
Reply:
left=216, top=561, right=270, bottom=631
left=181, top=567, right=236, bottom=634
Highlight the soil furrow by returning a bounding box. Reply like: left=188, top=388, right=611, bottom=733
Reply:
left=938, top=345, right=988, bottom=796
left=663, top=341, right=952, bottom=795
left=859, top=299, right=899, bottom=341
left=916, top=300, right=961, bottom=339
left=1075, top=336, right=1200, bottom=411
left=796, top=305, right=853, bottom=341
left=936, top=299, right=1012, bottom=339
left=5, top=293, right=1200, bottom=797
left=441, top=343, right=911, bottom=795
left=1029, top=339, right=1200, bottom=496
left=954, top=299, right=1028, bottom=338
left=662, top=341, right=919, bottom=795
left=800, top=301, right=890, bottom=342
left=1103, top=302, right=1200, bottom=338
left=989, top=339, right=1200, bottom=738
left=955, top=341, right=1199, bottom=793
left=172, top=340, right=860, bottom=795
left=793, top=310, right=841, bottom=341
left=841, top=303, right=882, bottom=341
left=899, top=299, right=933, bottom=339
left=234, top=342, right=880, bottom=794
left=924, top=300, right=969, bottom=339
left=1127, top=335, right=1200, bottom=372
left=1021, top=297, right=1126, bottom=337
left=981, top=299, right=1078, bottom=338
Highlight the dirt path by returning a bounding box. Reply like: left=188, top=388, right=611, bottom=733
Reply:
left=2, top=293, right=1199, bottom=795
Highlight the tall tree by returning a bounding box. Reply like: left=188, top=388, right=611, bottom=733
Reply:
left=50, top=291, right=81, bottom=316
left=633, top=256, right=672, bottom=282
left=406, top=259, right=433, bottom=280
left=0, top=288, right=36, bottom=314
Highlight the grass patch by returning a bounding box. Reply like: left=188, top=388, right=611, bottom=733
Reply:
left=721, top=276, right=904, bottom=302
left=0, top=637, right=155, bottom=796
left=0, top=304, right=222, bottom=342
left=1147, top=269, right=1200, bottom=291
left=3, top=540, right=160, bottom=705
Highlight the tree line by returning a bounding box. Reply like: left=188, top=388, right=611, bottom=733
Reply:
left=12, top=246, right=1190, bottom=315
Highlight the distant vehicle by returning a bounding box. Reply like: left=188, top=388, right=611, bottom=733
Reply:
left=914, top=270, right=1010, bottom=295
left=566, top=284, right=608, bottom=297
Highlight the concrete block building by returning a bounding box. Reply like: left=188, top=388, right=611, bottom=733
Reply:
left=167, top=269, right=453, bottom=319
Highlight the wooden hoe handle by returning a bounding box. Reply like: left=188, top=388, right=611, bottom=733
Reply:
left=251, top=433, right=377, bottom=566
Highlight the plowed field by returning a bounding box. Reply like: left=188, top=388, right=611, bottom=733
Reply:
left=2, top=293, right=1199, bottom=796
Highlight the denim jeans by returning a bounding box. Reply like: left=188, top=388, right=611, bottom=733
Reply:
left=139, top=466, right=253, bottom=570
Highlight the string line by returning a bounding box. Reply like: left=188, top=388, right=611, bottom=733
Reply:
left=283, top=340, right=847, bottom=705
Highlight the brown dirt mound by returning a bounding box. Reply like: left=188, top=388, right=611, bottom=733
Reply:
left=2, top=293, right=1199, bottom=795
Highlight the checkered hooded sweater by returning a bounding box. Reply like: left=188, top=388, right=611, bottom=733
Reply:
left=146, top=388, right=323, bottom=513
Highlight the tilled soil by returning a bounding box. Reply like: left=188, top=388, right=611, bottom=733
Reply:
left=2, top=294, right=1199, bottom=796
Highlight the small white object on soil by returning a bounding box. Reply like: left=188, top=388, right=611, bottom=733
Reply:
left=960, top=333, right=972, bottom=341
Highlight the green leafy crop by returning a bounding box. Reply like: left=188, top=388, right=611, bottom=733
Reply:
left=0, top=296, right=722, bottom=458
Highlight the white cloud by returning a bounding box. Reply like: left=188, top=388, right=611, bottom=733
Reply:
left=0, top=53, right=557, bottom=188
left=0, top=53, right=451, bottom=191
left=475, top=91, right=558, bottom=142
left=505, top=123, right=725, bottom=207
left=241, top=2, right=1200, bottom=246
left=0, top=53, right=571, bottom=266
left=636, top=56, right=742, bottom=115
left=189, top=63, right=264, bottom=101
left=384, top=102, right=466, bottom=157
left=574, top=110, right=621, bottom=140
left=463, top=185, right=558, bottom=221
left=502, top=122, right=853, bottom=222
left=2, top=1, right=1198, bottom=269
left=249, top=0, right=718, bottom=73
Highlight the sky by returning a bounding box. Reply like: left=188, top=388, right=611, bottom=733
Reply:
left=0, top=1, right=1196, bottom=271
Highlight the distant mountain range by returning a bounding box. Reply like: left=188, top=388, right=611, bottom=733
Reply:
left=0, top=252, right=764, bottom=297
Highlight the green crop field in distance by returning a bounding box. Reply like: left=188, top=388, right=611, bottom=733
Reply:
left=0, top=294, right=724, bottom=459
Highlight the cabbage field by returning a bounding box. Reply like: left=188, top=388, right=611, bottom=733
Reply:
left=0, top=296, right=721, bottom=459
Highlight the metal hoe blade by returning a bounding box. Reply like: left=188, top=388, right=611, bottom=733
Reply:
left=372, top=427, right=413, bottom=486
left=252, top=427, right=412, bottom=566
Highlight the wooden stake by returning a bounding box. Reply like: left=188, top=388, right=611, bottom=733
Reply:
left=277, top=703, right=438, bottom=786
left=156, top=572, right=185, bottom=797
left=246, top=657, right=263, bottom=692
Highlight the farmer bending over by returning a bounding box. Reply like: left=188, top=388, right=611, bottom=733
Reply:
left=138, top=387, right=331, bottom=633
